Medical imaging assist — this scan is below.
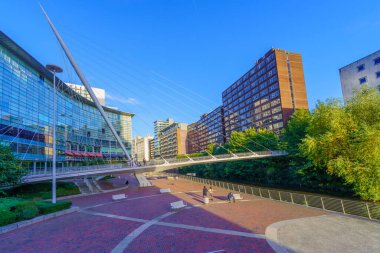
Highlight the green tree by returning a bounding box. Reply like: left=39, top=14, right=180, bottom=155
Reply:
left=229, top=128, right=280, bottom=152
left=282, top=109, right=311, bottom=154
left=301, top=86, right=380, bottom=201
left=0, top=145, right=25, bottom=185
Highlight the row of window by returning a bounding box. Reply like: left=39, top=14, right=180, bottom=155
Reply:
left=357, top=57, right=380, bottom=72
left=358, top=71, right=380, bottom=84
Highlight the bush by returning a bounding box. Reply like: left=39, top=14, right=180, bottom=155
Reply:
left=7, top=182, right=80, bottom=199
left=14, top=201, right=39, bottom=220
left=0, top=210, right=17, bottom=226
left=36, top=201, right=72, bottom=215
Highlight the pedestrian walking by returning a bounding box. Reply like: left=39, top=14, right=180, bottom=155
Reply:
left=202, top=186, right=208, bottom=198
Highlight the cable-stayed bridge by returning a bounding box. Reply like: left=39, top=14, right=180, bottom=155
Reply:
left=0, top=6, right=288, bottom=187
left=23, top=150, right=286, bottom=183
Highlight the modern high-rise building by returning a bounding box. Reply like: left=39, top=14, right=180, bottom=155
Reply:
left=222, top=48, right=308, bottom=138
left=159, top=122, right=188, bottom=159
left=153, top=118, right=173, bottom=158
left=0, top=31, right=133, bottom=172
left=187, top=106, right=225, bottom=153
left=186, top=122, right=199, bottom=154
left=66, top=83, right=106, bottom=106
left=148, top=138, right=155, bottom=160
left=131, top=135, right=153, bottom=162
left=339, top=50, right=380, bottom=102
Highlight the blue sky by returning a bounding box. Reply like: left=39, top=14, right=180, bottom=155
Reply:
left=1, top=0, right=379, bottom=137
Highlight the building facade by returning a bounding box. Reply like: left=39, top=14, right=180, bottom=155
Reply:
left=339, top=50, right=380, bottom=102
left=0, top=31, right=133, bottom=172
left=187, top=106, right=225, bottom=153
left=222, top=48, right=308, bottom=138
left=186, top=122, right=199, bottom=154
left=148, top=138, right=154, bottom=160
left=159, top=122, right=188, bottom=159
left=132, top=135, right=153, bottom=162
left=153, top=118, right=173, bottom=158
left=66, top=83, right=106, bottom=106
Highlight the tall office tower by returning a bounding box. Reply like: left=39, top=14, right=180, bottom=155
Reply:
left=159, top=122, right=188, bottom=159
left=339, top=50, right=380, bottom=102
left=186, top=122, right=199, bottom=154
left=153, top=118, right=174, bottom=158
left=187, top=106, right=225, bottom=154
left=67, top=83, right=106, bottom=106
left=131, top=135, right=153, bottom=162
left=148, top=138, right=155, bottom=160
left=222, top=48, right=308, bottom=139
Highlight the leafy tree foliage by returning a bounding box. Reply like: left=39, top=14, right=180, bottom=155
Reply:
left=301, top=87, right=380, bottom=201
left=0, top=145, right=25, bottom=185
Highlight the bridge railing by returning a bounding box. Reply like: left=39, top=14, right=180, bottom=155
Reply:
left=170, top=174, right=380, bottom=221
left=190, top=156, right=214, bottom=161
left=22, top=150, right=288, bottom=179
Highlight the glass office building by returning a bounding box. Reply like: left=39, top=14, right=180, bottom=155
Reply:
left=0, top=31, right=133, bottom=172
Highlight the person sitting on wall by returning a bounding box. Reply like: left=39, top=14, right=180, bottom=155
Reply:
left=227, top=192, right=235, bottom=203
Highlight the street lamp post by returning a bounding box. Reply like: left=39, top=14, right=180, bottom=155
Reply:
left=46, top=64, right=63, bottom=204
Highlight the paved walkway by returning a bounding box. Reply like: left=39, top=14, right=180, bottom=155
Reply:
left=266, top=214, right=380, bottom=253
left=0, top=174, right=378, bottom=252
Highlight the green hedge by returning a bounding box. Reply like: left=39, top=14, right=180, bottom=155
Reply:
left=36, top=201, right=72, bottom=215
left=0, top=210, right=17, bottom=226
left=14, top=201, right=39, bottom=220
left=0, top=198, right=72, bottom=226
left=7, top=182, right=80, bottom=199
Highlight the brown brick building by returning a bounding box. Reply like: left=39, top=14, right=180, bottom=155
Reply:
left=222, top=48, right=308, bottom=139
left=187, top=106, right=225, bottom=153
left=159, top=122, right=188, bottom=159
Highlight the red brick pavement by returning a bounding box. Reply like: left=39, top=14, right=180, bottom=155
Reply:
left=127, top=225, right=274, bottom=253
left=162, top=199, right=324, bottom=234
left=0, top=212, right=140, bottom=253
left=90, top=194, right=181, bottom=220
left=0, top=175, right=327, bottom=252
left=151, top=177, right=325, bottom=234
left=68, top=174, right=159, bottom=208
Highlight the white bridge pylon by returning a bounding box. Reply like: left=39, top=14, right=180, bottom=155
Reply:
left=23, top=151, right=287, bottom=183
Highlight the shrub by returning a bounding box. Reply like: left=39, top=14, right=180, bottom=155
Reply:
left=0, top=210, right=17, bottom=226
left=36, top=201, right=72, bottom=215
left=14, top=201, right=39, bottom=220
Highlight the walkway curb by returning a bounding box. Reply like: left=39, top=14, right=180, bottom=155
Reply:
left=264, top=215, right=329, bottom=253
left=0, top=206, right=80, bottom=235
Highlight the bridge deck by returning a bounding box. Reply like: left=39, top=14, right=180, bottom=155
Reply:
left=23, top=151, right=287, bottom=183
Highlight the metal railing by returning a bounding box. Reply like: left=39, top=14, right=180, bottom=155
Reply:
left=169, top=174, right=380, bottom=221
left=23, top=150, right=288, bottom=178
